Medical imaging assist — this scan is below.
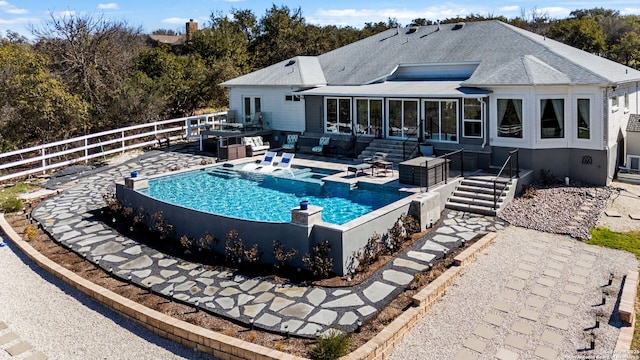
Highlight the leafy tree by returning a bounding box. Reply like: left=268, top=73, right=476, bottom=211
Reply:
left=610, top=31, right=640, bottom=68
left=547, top=17, right=606, bottom=54
left=0, top=42, right=89, bottom=149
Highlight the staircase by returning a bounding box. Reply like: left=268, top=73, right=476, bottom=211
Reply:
left=357, top=139, right=419, bottom=165
left=445, top=176, right=514, bottom=216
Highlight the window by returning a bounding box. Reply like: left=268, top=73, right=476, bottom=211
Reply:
left=388, top=99, right=418, bottom=138
left=577, top=98, right=590, bottom=139
left=463, top=98, right=482, bottom=138
left=612, top=95, right=619, bottom=111
left=540, top=99, right=564, bottom=139
left=424, top=100, right=458, bottom=141
left=326, top=98, right=352, bottom=133
left=624, top=93, right=629, bottom=112
left=356, top=99, right=383, bottom=136
left=285, top=95, right=301, bottom=102
left=497, top=99, right=522, bottom=138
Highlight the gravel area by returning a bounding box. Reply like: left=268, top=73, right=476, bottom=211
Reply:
left=0, top=234, right=213, bottom=360
left=499, top=185, right=613, bottom=239
left=388, top=226, right=638, bottom=360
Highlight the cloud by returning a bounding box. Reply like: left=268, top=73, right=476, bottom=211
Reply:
left=0, top=1, right=28, bottom=14
left=0, top=16, right=36, bottom=24
left=621, top=7, right=640, bottom=15
left=97, top=3, right=119, bottom=10
left=161, top=17, right=191, bottom=24
left=497, top=5, right=520, bottom=13
left=52, top=10, right=76, bottom=18
left=537, top=7, right=571, bottom=19
left=310, top=6, right=485, bottom=27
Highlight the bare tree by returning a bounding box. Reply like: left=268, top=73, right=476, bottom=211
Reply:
left=30, top=12, right=146, bottom=130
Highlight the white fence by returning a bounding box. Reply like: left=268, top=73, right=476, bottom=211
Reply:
left=0, top=112, right=227, bottom=182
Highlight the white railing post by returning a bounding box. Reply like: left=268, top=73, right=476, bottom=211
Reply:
left=121, top=131, right=126, bottom=154
left=41, top=145, right=46, bottom=175
left=84, top=138, right=88, bottom=163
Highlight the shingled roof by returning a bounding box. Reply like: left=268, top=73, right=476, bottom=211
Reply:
left=628, top=114, right=640, bottom=132
left=223, top=20, right=640, bottom=88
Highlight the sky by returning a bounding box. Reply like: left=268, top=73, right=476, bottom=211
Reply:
left=2, top=0, right=640, bottom=39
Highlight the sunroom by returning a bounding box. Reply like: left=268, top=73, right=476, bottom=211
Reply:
left=299, top=81, right=491, bottom=144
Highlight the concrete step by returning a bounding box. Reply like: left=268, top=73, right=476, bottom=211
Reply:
left=462, top=178, right=511, bottom=189
left=445, top=201, right=497, bottom=216
left=456, top=184, right=509, bottom=195
left=448, top=195, right=503, bottom=208
left=452, top=190, right=505, bottom=203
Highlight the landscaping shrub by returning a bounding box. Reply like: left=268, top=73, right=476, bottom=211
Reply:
left=308, top=328, right=351, bottom=360
left=1, top=197, right=22, bottom=213
left=538, top=169, right=557, bottom=186
left=272, top=240, right=298, bottom=269
left=303, top=240, right=333, bottom=278
left=24, top=225, right=37, bottom=241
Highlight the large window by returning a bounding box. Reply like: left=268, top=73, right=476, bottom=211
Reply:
left=463, top=98, right=482, bottom=138
left=356, top=99, right=383, bottom=136
left=388, top=99, right=418, bottom=138
left=497, top=99, right=522, bottom=138
left=424, top=100, right=458, bottom=141
left=540, top=99, right=564, bottom=139
left=326, top=98, right=352, bottom=133
left=577, top=98, right=590, bottom=139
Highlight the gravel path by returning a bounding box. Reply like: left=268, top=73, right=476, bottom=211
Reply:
left=388, top=226, right=637, bottom=360
left=0, top=234, right=212, bottom=360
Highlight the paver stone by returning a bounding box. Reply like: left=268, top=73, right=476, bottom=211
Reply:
left=463, top=338, right=486, bottom=353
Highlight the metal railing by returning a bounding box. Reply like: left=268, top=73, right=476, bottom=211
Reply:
left=492, top=148, right=520, bottom=209
left=422, top=149, right=464, bottom=191
left=0, top=112, right=227, bottom=182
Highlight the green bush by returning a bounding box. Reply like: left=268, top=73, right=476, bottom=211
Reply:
left=308, top=328, right=352, bottom=360
left=1, top=197, right=23, bottom=213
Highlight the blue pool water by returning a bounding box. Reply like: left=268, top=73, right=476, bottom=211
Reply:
left=139, top=168, right=407, bottom=225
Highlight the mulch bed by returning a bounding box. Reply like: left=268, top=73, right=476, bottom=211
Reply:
left=5, top=204, right=475, bottom=358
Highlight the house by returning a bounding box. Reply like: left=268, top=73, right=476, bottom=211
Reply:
left=221, top=20, right=640, bottom=185
left=623, top=114, right=640, bottom=173
left=146, top=19, right=198, bottom=47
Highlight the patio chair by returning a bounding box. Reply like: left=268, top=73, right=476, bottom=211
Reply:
left=282, top=134, right=298, bottom=152
left=242, top=151, right=277, bottom=171
left=311, top=137, right=331, bottom=155
left=260, top=152, right=295, bottom=176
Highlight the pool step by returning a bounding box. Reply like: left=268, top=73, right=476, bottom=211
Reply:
left=206, top=167, right=241, bottom=179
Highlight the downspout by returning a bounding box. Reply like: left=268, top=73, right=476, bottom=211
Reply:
left=478, top=97, right=487, bottom=149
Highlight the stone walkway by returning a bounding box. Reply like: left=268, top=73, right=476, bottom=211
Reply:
left=31, top=148, right=505, bottom=337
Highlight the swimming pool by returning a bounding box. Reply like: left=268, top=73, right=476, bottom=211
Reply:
left=138, top=167, right=408, bottom=225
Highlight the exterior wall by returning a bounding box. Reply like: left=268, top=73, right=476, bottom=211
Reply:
left=227, top=86, right=306, bottom=132
left=628, top=133, right=640, bottom=157
left=492, top=146, right=609, bottom=185
left=116, top=179, right=437, bottom=276
left=488, top=85, right=605, bottom=151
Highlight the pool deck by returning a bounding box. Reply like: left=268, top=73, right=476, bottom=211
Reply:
left=28, top=146, right=503, bottom=337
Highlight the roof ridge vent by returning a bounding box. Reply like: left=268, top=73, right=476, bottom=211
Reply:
left=407, top=24, right=419, bottom=34
left=453, top=22, right=465, bottom=30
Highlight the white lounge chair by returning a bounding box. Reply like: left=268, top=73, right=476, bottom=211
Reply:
left=242, top=151, right=277, bottom=171
left=260, top=152, right=295, bottom=176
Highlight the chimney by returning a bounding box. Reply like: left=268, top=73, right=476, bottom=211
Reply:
left=186, top=19, right=198, bottom=41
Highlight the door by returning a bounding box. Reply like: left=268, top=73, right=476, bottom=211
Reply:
left=423, top=99, right=458, bottom=142
left=243, top=96, right=262, bottom=123
left=387, top=99, right=418, bottom=139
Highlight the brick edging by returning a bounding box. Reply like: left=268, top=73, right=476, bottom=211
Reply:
left=615, top=270, right=639, bottom=352
left=0, top=214, right=303, bottom=360
left=342, top=232, right=498, bottom=360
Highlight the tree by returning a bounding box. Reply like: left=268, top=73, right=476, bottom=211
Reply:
left=0, top=42, right=89, bottom=149
left=31, top=12, right=146, bottom=131
left=610, top=31, right=640, bottom=68
left=547, top=17, right=606, bottom=54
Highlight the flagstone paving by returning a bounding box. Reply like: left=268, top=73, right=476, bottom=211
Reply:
left=31, top=148, right=504, bottom=337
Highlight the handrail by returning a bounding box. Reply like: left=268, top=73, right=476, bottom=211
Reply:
left=402, top=122, right=422, bottom=160
left=492, top=148, right=519, bottom=209
left=422, top=149, right=464, bottom=192
left=0, top=111, right=227, bottom=182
